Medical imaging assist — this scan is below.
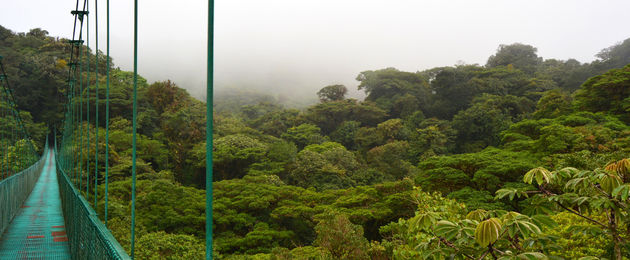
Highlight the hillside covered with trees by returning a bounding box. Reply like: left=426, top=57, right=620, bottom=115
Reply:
left=3, top=24, right=630, bottom=259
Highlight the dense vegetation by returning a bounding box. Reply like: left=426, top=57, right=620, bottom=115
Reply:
left=3, top=24, right=630, bottom=259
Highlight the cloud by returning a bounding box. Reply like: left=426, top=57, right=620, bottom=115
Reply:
left=2, top=0, right=629, bottom=102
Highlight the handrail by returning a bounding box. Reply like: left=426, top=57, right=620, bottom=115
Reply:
left=55, top=151, right=130, bottom=260
left=0, top=142, right=48, bottom=237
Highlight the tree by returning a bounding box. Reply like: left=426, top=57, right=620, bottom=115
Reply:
left=532, top=90, right=572, bottom=119
left=356, top=68, right=430, bottom=118
left=486, top=43, right=542, bottom=74
left=134, top=232, right=205, bottom=260
left=314, top=213, right=370, bottom=259
left=496, top=161, right=630, bottom=259
left=303, top=99, right=387, bottom=135
left=367, top=141, right=416, bottom=179
left=452, top=94, right=533, bottom=152
left=281, top=123, right=325, bottom=150
left=330, top=121, right=361, bottom=149
left=594, top=37, right=630, bottom=72
left=146, top=80, right=189, bottom=115
left=382, top=186, right=557, bottom=259
left=287, top=142, right=359, bottom=190
left=317, top=84, right=348, bottom=102
left=424, top=65, right=483, bottom=119
left=213, top=134, right=267, bottom=180
left=574, top=64, right=630, bottom=123
left=416, top=147, right=537, bottom=197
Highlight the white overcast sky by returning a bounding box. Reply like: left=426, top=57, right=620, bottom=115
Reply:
left=1, top=0, right=630, bottom=100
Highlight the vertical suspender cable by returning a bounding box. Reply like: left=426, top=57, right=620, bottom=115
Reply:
left=131, top=0, right=138, bottom=257
left=1, top=88, right=4, bottom=180
left=86, top=0, right=91, bottom=201
left=94, top=0, right=100, bottom=208
left=206, top=0, right=214, bottom=259
left=79, top=5, right=84, bottom=191
left=0, top=68, right=4, bottom=180
left=104, top=0, right=110, bottom=227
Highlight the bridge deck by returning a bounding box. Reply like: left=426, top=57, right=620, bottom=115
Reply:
left=0, top=150, right=71, bottom=259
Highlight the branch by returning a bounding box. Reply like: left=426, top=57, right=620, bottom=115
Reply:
left=538, top=186, right=607, bottom=228
left=488, top=244, right=498, bottom=260
left=507, top=234, right=523, bottom=251
left=438, top=237, right=475, bottom=260
left=478, top=250, right=489, bottom=260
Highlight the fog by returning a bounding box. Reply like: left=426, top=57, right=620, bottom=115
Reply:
left=2, top=0, right=630, bottom=102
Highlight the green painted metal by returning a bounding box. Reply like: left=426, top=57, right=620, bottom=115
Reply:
left=206, top=0, right=214, bottom=259
left=86, top=0, right=91, bottom=202
left=104, top=0, right=110, bottom=227
left=130, top=0, right=138, bottom=257
left=0, top=148, right=71, bottom=259
left=50, top=1, right=130, bottom=258
left=1, top=1, right=218, bottom=258
left=0, top=143, right=47, bottom=240
left=56, top=148, right=131, bottom=260
left=94, top=0, right=100, bottom=209
left=78, top=0, right=85, bottom=192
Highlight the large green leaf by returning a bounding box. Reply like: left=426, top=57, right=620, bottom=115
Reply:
left=466, top=209, right=488, bottom=221
left=612, top=184, right=630, bottom=200
left=495, top=188, right=528, bottom=200
left=409, top=212, right=438, bottom=231
left=474, top=218, right=502, bottom=247
left=524, top=167, right=552, bottom=185
left=530, top=215, right=557, bottom=229
left=600, top=173, right=622, bottom=194
left=516, top=252, right=547, bottom=259
left=434, top=220, right=460, bottom=241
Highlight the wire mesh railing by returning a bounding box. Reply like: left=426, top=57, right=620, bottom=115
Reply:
left=55, top=150, right=130, bottom=260
left=0, top=143, right=47, bottom=237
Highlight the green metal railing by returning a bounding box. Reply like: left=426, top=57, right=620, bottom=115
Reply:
left=0, top=144, right=47, bottom=237
left=55, top=151, right=130, bottom=260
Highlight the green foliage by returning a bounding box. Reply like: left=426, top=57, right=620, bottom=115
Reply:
left=416, top=148, right=537, bottom=196
left=303, top=99, right=387, bottom=135
left=497, top=158, right=630, bottom=259
left=533, top=89, right=573, bottom=119
left=314, top=213, right=369, bottom=259
left=214, top=134, right=267, bottom=180
left=287, top=142, right=360, bottom=190
left=356, top=68, right=430, bottom=119
left=452, top=94, right=533, bottom=151
left=367, top=141, right=417, bottom=179
left=574, top=64, right=630, bottom=123
left=317, top=84, right=348, bottom=102
left=134, top=232, right=205, bottom=260
left=546, top=212, right=608, bottom=258
left=281, top=123, right=325, bottom=150
left=502, top=111, right=630, bottom=155
left=10, top=25, right=630, bottom=259
left=329, top=121, right=361, bottom=149
left=486, top=43, right=542, bottom=74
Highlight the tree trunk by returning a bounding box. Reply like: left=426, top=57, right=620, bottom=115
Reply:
left=610, top=210, right=622, bottom=260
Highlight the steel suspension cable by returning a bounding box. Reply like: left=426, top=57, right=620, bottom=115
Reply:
left=206, top=0, right=214, bottom=259
left=0, top=58, right=40, bottom=174
left=130, top=0, right=138, bottom=256
left=104, top=0, right=110, bottom=227
left=85, top=0, right=91, bottom=202
left=94, top=0, right=100, bottom=209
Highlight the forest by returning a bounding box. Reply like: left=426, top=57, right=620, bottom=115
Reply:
left=2, top=24, right=630, bottom=259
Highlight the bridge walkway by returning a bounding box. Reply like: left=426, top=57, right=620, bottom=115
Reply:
left=0, top=150, right=71, bottom=259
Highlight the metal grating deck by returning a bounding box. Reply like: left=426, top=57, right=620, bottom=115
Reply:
left=0, top=151, right=71, bottom=259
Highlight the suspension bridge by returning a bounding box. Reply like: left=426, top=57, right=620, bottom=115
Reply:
left=0, top=0, right=214, bottom=259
